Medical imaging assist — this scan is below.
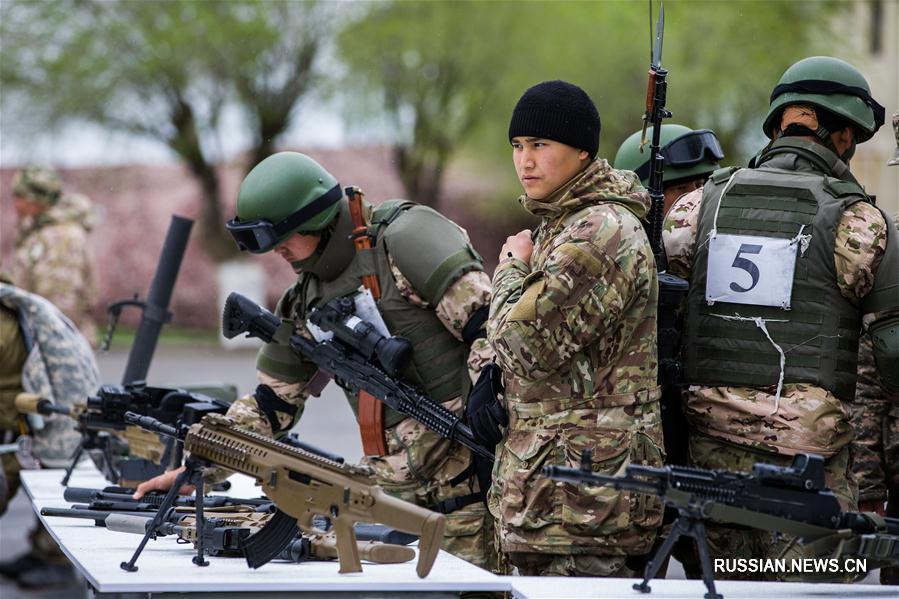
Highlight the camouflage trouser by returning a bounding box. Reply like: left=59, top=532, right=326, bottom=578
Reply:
left=686, top=433, right=857, bottom=582
left=508, top=552, right=643, bottom=577
left=1, top=454, right=66, bottom=562
left=366, top=409, right=508, bottom=574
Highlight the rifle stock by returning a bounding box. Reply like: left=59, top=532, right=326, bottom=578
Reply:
left=183, top=413, right=445, bottom=577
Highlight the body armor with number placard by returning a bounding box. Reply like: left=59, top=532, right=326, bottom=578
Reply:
left=682, top=138, right=899, bottom=401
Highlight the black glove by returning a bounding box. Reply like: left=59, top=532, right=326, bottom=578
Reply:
left=465, top=362, right=508, bottom=448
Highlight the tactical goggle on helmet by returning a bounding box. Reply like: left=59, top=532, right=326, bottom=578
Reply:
left=226, top=183, right=342, bottom=253
left=633, top=129, right=724, bottom=182
left=226, top=151, right=343, bottom=253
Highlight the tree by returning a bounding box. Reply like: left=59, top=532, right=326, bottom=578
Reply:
left=338, top=1, right=526, bottom=208
left=1, top=0, right=333, bottom=261
left=338, top=0, right=845, bottom=212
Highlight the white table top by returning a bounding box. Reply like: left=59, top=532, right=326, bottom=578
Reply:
left=21, top=466, right=892, bottom=597
left=510, top=576, right=893, bottom=598
left=22, top=467, right=508, bottom=594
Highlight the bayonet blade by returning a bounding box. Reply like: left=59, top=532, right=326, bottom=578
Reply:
left=652, top=1, right=665, bottom=69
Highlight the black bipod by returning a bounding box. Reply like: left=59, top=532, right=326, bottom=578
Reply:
left=120, top=456, right=209, bottom=572
left=61, top=432, right=119, bottom=487
left=633, top=513, right=723, bottom=599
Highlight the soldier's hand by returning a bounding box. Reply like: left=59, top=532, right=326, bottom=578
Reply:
left=132, top=466, right=194, bottom=499
left=858, top=499, right=886, bottom=516
left=500, top=230, right=534, bottom=265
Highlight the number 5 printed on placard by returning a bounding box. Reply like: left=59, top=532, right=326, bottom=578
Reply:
left=730, top=244, right=762, bottom=293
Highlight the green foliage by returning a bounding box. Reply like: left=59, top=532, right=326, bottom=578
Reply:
left=338, top=0, right=846, bottom=212
left=338, top=0, right=527, bottom=206
left=1, top=0, right=332, bottom=261
left=2, top=0, right=848, bottom=225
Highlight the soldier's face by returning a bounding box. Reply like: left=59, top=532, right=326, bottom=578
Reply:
left=274, top=232, right=321, bottom=267
left=511, top=137, right=589, bottom=200
left=663, top=177, right=706, bottom=214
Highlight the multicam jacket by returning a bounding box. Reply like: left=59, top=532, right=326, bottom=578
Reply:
left=664, top=148, right=892, bottom=458
left=487, top=158, right=663, bottom=556
left=14, top=193, right=98, bottom=345
left=851, top=213, right=899, bottom=503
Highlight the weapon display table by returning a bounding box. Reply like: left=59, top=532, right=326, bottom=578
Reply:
left=510, top=576, right=891, bottom=598
left=21, top=467, right=507, bottom=598
left=20, top=466, right=891, bottom=598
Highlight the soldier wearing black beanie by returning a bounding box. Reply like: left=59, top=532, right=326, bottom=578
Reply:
left=508, top=80, right=601, bottom=159
left=490, top=79, right=661, bottom=578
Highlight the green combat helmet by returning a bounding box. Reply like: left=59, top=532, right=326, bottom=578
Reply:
left=763, top=56, right=885, bottom=143
left=11, top=166, right=63, bottom=206
left=226, top=152, right=343, bottom=253
left=613, top=124, right=723, bottom=187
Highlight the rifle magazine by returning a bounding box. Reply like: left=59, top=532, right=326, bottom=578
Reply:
left=240, top=508, right=300, bottom=569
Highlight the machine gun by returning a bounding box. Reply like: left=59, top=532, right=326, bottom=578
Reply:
left=222, top=292, right=494, bottom=462
left=40, top=506, right=416, bottom=565
left=16, top=383, right=228, bottom=486
left=545, top=451, right=899, bottom=599
left=119, top=412, right=446, bottom=577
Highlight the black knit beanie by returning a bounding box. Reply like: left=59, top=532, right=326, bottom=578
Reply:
left=508, top=80, right=601, bottom=158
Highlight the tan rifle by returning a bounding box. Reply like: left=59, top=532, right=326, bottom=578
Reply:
left=125, top=412, right=446, bottom=577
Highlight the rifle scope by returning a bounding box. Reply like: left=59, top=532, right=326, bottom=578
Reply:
left=310, top=297, right=412, bottom=378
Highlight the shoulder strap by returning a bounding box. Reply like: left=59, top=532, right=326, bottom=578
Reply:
left=370, top=200, right=416, bottom=232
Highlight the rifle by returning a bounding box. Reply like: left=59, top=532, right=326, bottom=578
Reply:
left=16, top=383, right=228, bottom=486
left=58, top=485, right=419, bottom=545
left=119, top=411, right=445, bottom=577
left=345, top=185, right=388, bottom=456
left=638, top=0, right=691, bottom=467
left=40, top=507, right=416, bottom=565
left=222, top=292, right=494, bottom=462
left=545, top=452, right=899, bottom=599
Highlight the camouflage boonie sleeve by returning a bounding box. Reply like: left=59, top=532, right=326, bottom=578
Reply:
left=488, top=212, right=641, bottom=380
left=850, top=329, right=889, bottom=502
left=390, top=255, right=495, bottom=383
left=662, top=188, right=702, bottom=279
left=834, top=202, right=887, bottom=302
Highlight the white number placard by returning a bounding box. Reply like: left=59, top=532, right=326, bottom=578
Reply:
left=705, top=233, right=798, bottom=308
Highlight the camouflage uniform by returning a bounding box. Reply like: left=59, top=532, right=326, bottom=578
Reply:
left=13, top=167, right=98, bottom=346
left=488, top=159, right=664, bottom=576
left=852, top=110, right=899, bottom=585
left=0, top=280, right=100, bottom=561
left=217, top=223, right=505, bottom=573
left=664, top=147, right=894, bottom=580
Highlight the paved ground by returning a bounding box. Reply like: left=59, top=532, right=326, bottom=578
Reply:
left=0, top=346, right=882, bottom=596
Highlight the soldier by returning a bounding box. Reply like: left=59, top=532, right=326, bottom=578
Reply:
left=663, top=57, right=899, bottom=581
left=0, top=276, right=100, bottom=587
left=851, top=110, right=899, bottom=585
left=613, top=124, right=724, bottom=216
left=134, top=152, right=504, bottom=572
left=11, top=166, right=98, bottom=346
left=488, top=80, right=664, bottom=577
